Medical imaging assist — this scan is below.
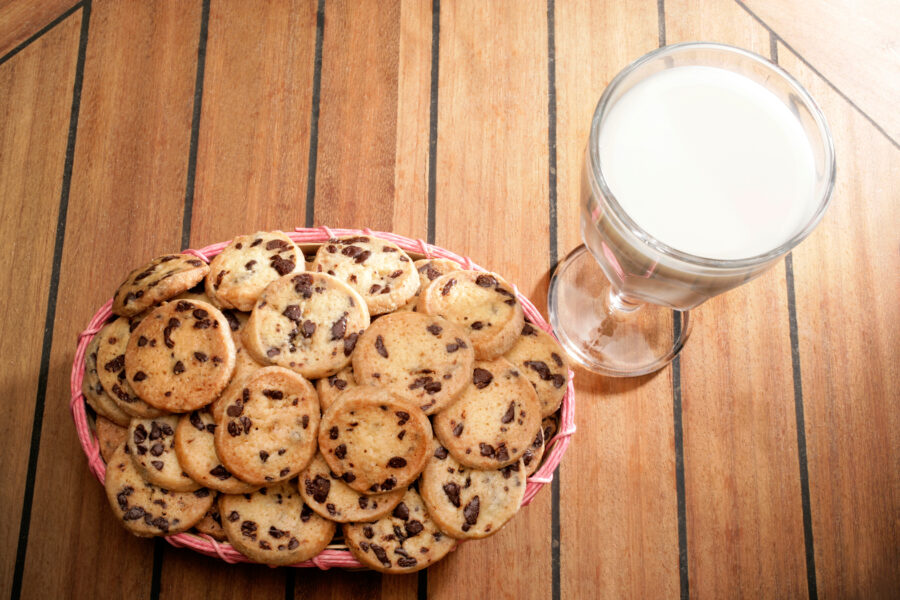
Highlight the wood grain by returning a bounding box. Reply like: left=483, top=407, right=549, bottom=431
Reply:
left=665, top=1, right=810, bottom=597
left=742, top=0, right=900, bottom=143
left=554, top=2, right=682, bottom=598
left=313, top=0, right=400, bottom=230
left=778, top=46, right=900, bottom=599
left=0, top=11, right=81, bottom=597
left=428, top=2, right=551, bottom=598
left=188, top=0, right=318, bottom=248
left=0, top=0, right=77, bottom=58
left=19, top=1, right=201, bottom=598
left=391, top=0, right=432, bottom=240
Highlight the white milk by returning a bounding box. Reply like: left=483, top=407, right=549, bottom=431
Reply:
left=598, top=65, right=817, bottom=260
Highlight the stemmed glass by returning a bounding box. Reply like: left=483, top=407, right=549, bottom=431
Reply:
left=548, top=43, right=835, bottom=377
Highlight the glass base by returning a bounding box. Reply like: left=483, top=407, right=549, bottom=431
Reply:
left=548, top=245, right=692, bottom=377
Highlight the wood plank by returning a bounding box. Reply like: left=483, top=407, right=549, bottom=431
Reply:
left=0, top=11, right=81, bottom=597
left=554, top=2, right=681, bottom=598
left=161, top=1, right=317, bottom=596
left=0, top=0, right=78, bottom=57
left=313, top=0, right=400, bottom=230
left=742, top=0, right=900, bottom=143
left=778, top=46, right=900, bottom=600
left=391, top=0, right=432, bottom=240
left=664, top=1, right=810, bottom=597
left=20, top=1, right=202, bottom=597
left=428, top=2, right=551, bottom=598
left=188, top=0, right=318, bottom=248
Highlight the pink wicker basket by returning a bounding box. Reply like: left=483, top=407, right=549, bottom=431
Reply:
left=70, top=226, right=576, bottom=569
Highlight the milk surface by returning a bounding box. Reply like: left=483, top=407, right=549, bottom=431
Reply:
left=598, top=65, right=817, bottom=260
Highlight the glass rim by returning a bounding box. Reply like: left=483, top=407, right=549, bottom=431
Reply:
left=588, top=41, right=836, bottom=269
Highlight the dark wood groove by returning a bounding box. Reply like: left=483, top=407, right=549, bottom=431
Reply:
left=426, top=0, right=440, bottom=246
left=734, top=0, right=898, bottom=150
left=0, top=0, right=83, bottom=67
left=179, top=0, right=211, bottom=251
left=9, top=2, right=91, bottom=598
left=304, top=0, right=326, bottom=228
left=671, top=314, right=689, bottom=600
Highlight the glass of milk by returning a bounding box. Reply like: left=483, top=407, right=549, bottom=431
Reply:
left=548, top=42, right=835, bottom=376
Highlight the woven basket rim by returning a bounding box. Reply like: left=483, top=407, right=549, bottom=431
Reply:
left=69, top=225, right=577, bottom=569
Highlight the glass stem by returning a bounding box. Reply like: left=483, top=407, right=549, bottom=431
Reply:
left=607, top=287, right=643, bottom=313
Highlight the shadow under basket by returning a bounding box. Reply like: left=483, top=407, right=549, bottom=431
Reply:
left=69, top=226, right=576, bottom=569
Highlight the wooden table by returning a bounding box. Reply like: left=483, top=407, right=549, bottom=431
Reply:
left=1, top=1, right=896, bottom=598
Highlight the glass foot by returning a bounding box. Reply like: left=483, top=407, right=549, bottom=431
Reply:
left=548, top=245, right=691, bottom=377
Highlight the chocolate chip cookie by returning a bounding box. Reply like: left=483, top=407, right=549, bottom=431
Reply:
left=352, top=312, right=475, bottom=414
left=112, top=254, right=209, bottom=317
left=504, top=323, right=569, bottom=417
left=174, top=410, right=258, bottom=494
left=432, top=357, right=541, bottom=470
left=96, top=317, right=164, bottom=418
left=215, top=366, right=320, bottom=486
left=318, top=386, right=432, bottom=495
left=127, top=415, right=201, bottom=492
left=314, top=365, right=358, bottom=412
left=521, top=427, right=545, bottom=477
left=105, top=443, right=213, bottom=537
left=397, top=258, right=461, bottom=311
left=298, top=453, right=406, bottom=523
left=417, top=270, right=524, bottom=359
left=310, top=236, right=419, bottom=316
left=242, top=272, right=370, bottom=379
left=96, top=416, right=129, bottom=463
left=219, top=483, right=336, bottom=565
left=420, top=442, right=526, bottom=539
left=125, top=299, right=236, bottom=412
left=343, top=487, right=455, bottom=573
left=206, top=231, right=303, bottom=311
left=82, top=332, right=131, bottom=426
left=209, top=333, right=265, bottom=421
left=193, top=499, right=227, bottom=541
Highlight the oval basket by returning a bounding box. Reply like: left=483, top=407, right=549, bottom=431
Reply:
left=70, top=226, right=576, bottom=569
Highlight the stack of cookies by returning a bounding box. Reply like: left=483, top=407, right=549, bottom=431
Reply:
left=84, top=231, right=569, bottom=573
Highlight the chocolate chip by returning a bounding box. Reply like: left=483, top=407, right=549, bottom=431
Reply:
left=137, top=335, right=148, bottom=347
left=342, top=472, right=356, bottom=483
left=334, top=444, right=347, bottom=459
left=262, top=389, right=283, bottom=399
left=405, top=520, right=424, bottom=537
left=175, top=301, right=193, bottom=312
left=151, top=460, right=164, bottom=470
left=395, top=411, right=410, bottom=425
left=288, top=537, right=299, bottom=550
left=371, top=544, right=390, bottom=566
left=241, top=520, right=258, bottom=539
left=463, top=496, right=480, bottom=525
left=292, top=274, right=314, bottom=298
left=479, top=443, right=495, bottom=457
left=354, top=250, right=371, bottom=264
left=380, top=477, right=396, bottom=491
left=501, top=401, right=515, bottom=424
left=193, top=488, right=210, bottom=498
left=300, top=504, right=313, bottom=522
left=392, top=502, right=409, bottom=520
left=329, top=426, right=338, bottom=440
left=123, top=507, right=145, bottom=521
left=210, top=465, right=231, bottom=480
left=496, top=443, right=510, bottom=462
left=471, top=321, right=484, bottom=330
left=452, top=422, right=464, bottom=436
left=226, top=402, right=243, bottom=417
left=330, top=315, right=347, bottom=340
left=473, top=368, right=493, bottom=389
left=369, top=284, right=381, bottom=294
left=193, top=352, right=208, bottom=363
left=443, top=482, right=461, bottom=507
left=424, top=381, right=442, bottom=394
left=387, top=457, right=407, bottom=468
left=227, top=421, right=241, bottom=437
left=306, top=475, right=331, bottom=503
left=259, top=450, right=269, bottom=463
left=475, top=274, right=497, bottom=288
left=301, top=320, right=316, bottom=338
left=149, top=443, right=164, bottom=457
left=163, top=318, right=180, bottom=348
left=301, top=415, right=309, bottom=429
left=397, top=430, right=406, bottom=440
left=397, top=557, right=417, bottom=568
left=441, top=278, right=456, bottom=295
left=434, top=446, right=449, bottom=459
left=374, top=335, right=388, bottom=358
left=426, top=323, right=442, bottom=336
left=329, top=375, right=347, bottom=390
left=389, top=269, right=403, bottom=278
left=363, top=525, right=374, bottom=538
left=104, top=354, right=125, bottom=373
left=267, top=347, right=280, bottom=357
left=240, top=416, right=252, bottom=433
left=282, top=305, right=302, bottom=323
